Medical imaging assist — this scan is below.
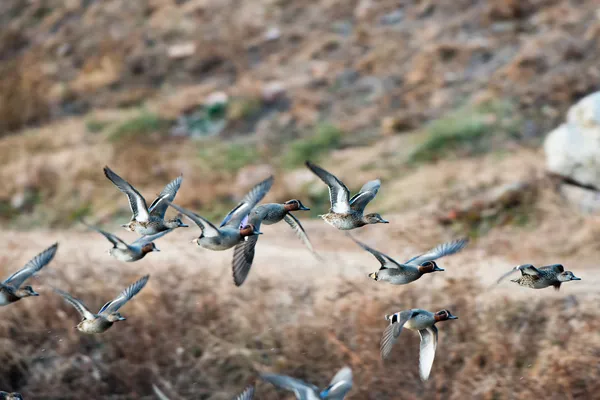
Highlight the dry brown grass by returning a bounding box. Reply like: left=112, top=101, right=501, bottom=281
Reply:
left=0, top=262, right=598, bottom=399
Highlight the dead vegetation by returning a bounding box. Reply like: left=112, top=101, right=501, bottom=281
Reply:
left=0, top=264, right=597, bottom=399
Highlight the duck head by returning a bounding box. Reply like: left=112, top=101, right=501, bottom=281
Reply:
left=106, top=312, right=127, bottom=322
left=16, top=285, right=39, bottom=298
left=240, top=224, right=262, bottom=237
left=434, top=309, right=458, bottom=322
left=557, top=270, right=581, bottom=282
left=418, top=261, right=444, bottom=274
left=284, top=199, right=310, bottom=211
left=141, top=243, right=160, bottom=254
left=121, top=221, right=136, bottom=232
left=364, top=213, right=389, bottom=225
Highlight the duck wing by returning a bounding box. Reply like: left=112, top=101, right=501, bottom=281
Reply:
left=284, top=213, right=317, bottom=255
left=54, top=288, right=96, bottom=320
left=347, top=234, right=403, bottom=270
left=104, top=166, right=150, bottom=222
left=4, top=243, right=58, bottom=289
left=305, top=161, right=350, bottom=214
left=98, top=275, right=149, bottom=315
left=149, top=175, right=183, bottom=219
left=235, top=386, right=255, bottom=400
left=496, top=263, right=542, bottom=284
left=380, top=310, right=414, bottom=359
left=540, top=264, right=564, bottom=274
left=167, top=202, right=221, bottom=238
left=130, top=229, right=175, bottom=247
left=83, top=222, right=129, bottom=250
left=349, top=179, right=381, bottom=213
left=418, top=326, right=438, bottom=381
left=232, top=235, right=259, bottom=287
left=220, top=176, right=274, bottom=228
left=261, top=373, right=321, bottom=400
left=320, top=366, right=352, bottom=399
left=405, top=238, right=469, bottom=266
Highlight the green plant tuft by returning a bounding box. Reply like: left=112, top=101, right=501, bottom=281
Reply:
left=282, top=123, right=343, bottom=168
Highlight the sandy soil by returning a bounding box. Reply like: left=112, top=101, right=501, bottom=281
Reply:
left=2, top=212, right=597, bottom=309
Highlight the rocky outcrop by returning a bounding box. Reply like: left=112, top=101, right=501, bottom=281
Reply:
left=544, top=91, right=600, bottom=190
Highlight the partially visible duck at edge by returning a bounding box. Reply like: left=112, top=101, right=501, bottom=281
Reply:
left=104, top=166, right=188, bottom=236
left=231, top=199, right=318, bottom=286
left=261, top=366, right=353, bottom=400
left=168, top=176, right=274, bottom=252
left=497, top=263, right=581, bottom=291
left=83, top=221, right=173, bottom=262
left=54, top=274, right=149, bottom=334
left=381, top=309, right=458, bottom=381
left=0, top=243, right=58, bottom=307
left=349, top=235, right=468, bottom=285
left=153, top=384, right=255, bottom=400
left=305, top=161, right=388, bottom=230
left=0, top=392, right=23, bottom=400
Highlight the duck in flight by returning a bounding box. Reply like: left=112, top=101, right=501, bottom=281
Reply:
left=167, top=176, right=274, bottom=251
left=261, top=366, right=352, bottom=399
left=82, top=221, right=173, bottom=262
left=305, top=161, right=387, bottom=230
left=348, top=235, right=468, bottom=285
left=381, top=309, right=458, bottom=381
left=104, top=166, right=188, bottom=236
left=231, top=199, right=318, bottom=286
left=54, top=275, right=149, bottom=334
left=0, top=243, right=58, bottom=307
left=496, top=263, right=581, bottom=290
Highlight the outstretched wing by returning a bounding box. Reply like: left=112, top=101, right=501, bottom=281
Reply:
left=496, top=264, right=541, bottom=284
left=151, top=384, right=171, bottom=400
left=104, top=166, right=150, bottom=221
left=149, top=175, right=183, bottom=219
left=347, top=234, right=402, bottom=270
left=305, top=161, right=350, bottom=214
left=320, top=366, right=352, bottom=399
left=418, top=326, right=438, bottom=381
left=349, top=179, right=381, bottom=213
left=284, top=213, right=317, bottom=255
left=221, top=176, right=274, bottom=228
left=167, top=202, right=220, bottom=238
left=405, top=238, right=469, bottom=266
left=54, top=288, right=96, bottom=320
left=131, top=229, right=175, bottom=247
left=82, top=222, right=129, bottom=250
left=4, top=243, right=58, bottom=288
left=235, top=386, right=255, bottom=400
left=232, top=235, right=259, bottom=287
left=261, top=373, right=320, bottom=400
left=99, top=275, right=149, bottom=315
left=380, top=310, right=414, bottom=359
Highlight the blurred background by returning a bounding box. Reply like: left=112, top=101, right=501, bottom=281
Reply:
left=1, top=0, right=600, bottom=399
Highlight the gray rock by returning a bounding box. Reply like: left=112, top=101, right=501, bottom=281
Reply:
left=559, top=184, right=600, bottom=214
left=544, top=91, right=600, bottom=189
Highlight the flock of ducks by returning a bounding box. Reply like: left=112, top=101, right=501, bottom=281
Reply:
left=0, top=161, right=583, bottom=399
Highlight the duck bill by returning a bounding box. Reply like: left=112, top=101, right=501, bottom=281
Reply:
left=253, top=230, right=263, bottom=235
left=368, top=272, right=378, bottom=281
left=380, top=219, right=389, bottom=224
left=180, top=223, right=189, bottom=228
left=153, top=247, right=161, bottom=252
left=118, top=316, right=127, bottom=321
left=571, top=276, right=581, bottom=281
left=31, top=291, right=40, bottom=296
left=434, top=266, right=445, bottom=272
left=299, top=205, right=310, bottom=211
left=449, top=315, right=458, bottom=319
